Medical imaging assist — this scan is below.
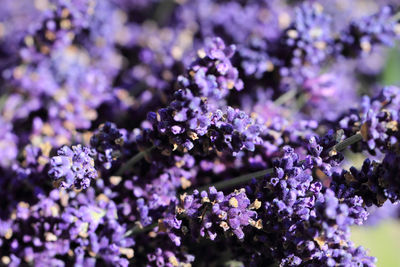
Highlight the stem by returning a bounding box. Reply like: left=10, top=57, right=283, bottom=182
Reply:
left=115, top=146, right=155, bottom=176
left=274, top=89, right=297, bottom=106
left=329, top=133, right=362, bottom=152
left=0, top=93, right=8, bottom=112
left=124, top=222, right=158, bottom=237
left=194, top=169, right=274, bottom=193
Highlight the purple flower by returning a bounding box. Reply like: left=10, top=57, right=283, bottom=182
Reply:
left=339, top=86, right=400, bottom=154
left=90, top=122, right=126, bottom=169
left=176, top=187, right=258, bottom=240
left=49, top=145, right=97, bottom=189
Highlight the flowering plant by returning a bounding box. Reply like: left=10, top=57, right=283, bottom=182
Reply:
left=1, top=1, right=400, bottom=266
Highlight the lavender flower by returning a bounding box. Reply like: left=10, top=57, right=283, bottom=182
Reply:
left=49, top=145, right=97, bottom=189
left=2, top=1, right=400, bottom=266
left=140, top=38, right=263, bottom=155
left=176, top=187, right=258, bottom=240
left=178, top=37, right=243, bottom=104
left=0, top=188, right=135, bottom=266
left=339, top=86, right=400, bottom=154
left=241, top=146, right=373, bottom=266
left=284, top=3, right=332, bottom=66
left=338, top=6, right=400, bottom=57
left=332, top=152, right=400, bottom=207
left=90, top=122, right=125, bottom=169
left=146, top=247, right=194, bottom=267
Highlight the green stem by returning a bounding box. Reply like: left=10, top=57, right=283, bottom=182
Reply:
left=274, top=89, right=297, bottom=106
left=194, top=169, right=274, bottom=193
left=0, top=93, right=8, bottom=113
left=329, top=133, right=362, bottom=152
left=115, top=146, right=155, bottom=176
left=124, top=222, right=158, bottom=237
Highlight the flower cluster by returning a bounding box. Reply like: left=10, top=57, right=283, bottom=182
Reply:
left=339, top=6, right=400, bottom=57
left=0, top=188, right=135, bottom=267
left=90, top=122, right=125, bottom=169
left=176, top=187, right=258, bottom=240
left=281, top=3, right=333, bottom=74
left=2, top=0, right=400, bottom=266
left=239, top=146, right=373, bottom=266
left=48, top=145, right=97, bottom=189
left=178, top=37, right=243, bottom=103
left=140, top=38, right=263, bottom=155
left=339, top=86, right=400, bottom=154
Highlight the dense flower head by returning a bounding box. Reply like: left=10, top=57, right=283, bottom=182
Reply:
left=332, top=152, right=400, bottom=207
left=208, top=107, right=264, bottom=153
left=142, top=88, right=210, bottom=152
left=48, top=145, right=98, bottom=189
left=178, top=37, right=243, bottom=103
left=176, top=187, right=258, bottom=240
left=283, top=3, right=332, bottom=67
left=90, top=122, right=125, bottom=169
left=339, top=86, right=400, bottom=154
left=243, top=146, right=374, bottom=266
left=143, top=102, right=264, bottom=154
left=338, top=5, right=400, bottom=57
